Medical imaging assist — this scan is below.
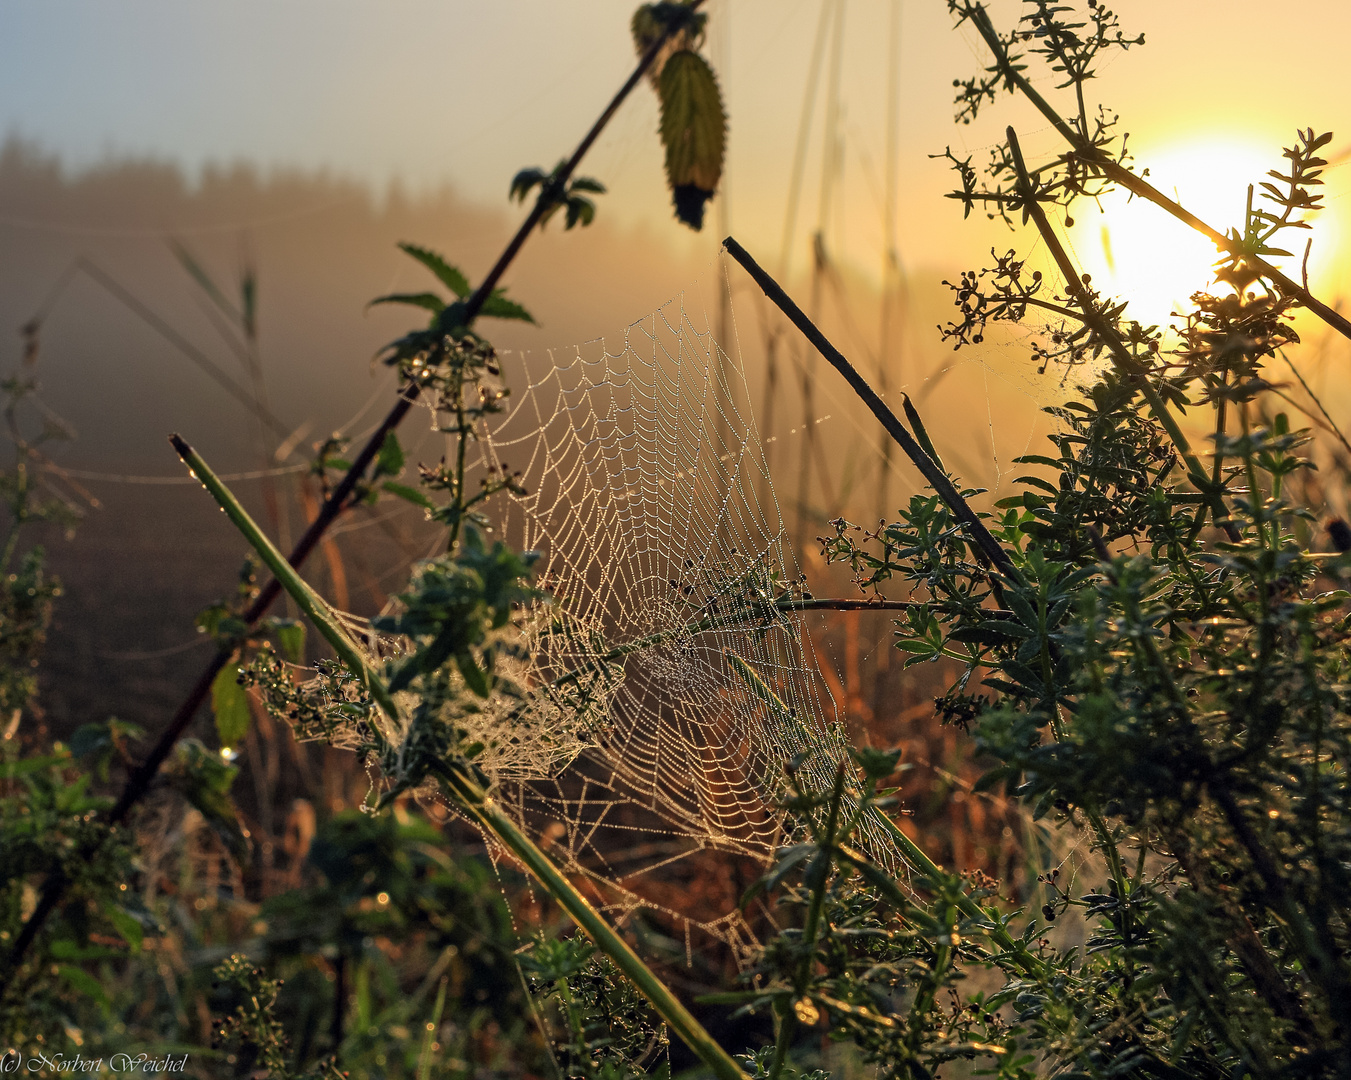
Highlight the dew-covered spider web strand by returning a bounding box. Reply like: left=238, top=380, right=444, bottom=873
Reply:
left=459, top=294, right=895, bottom=954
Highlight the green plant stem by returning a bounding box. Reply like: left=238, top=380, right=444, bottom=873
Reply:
left=445, top=367, right=471, bottom=552
left=416, top=977, right=448, bottom=1080
left=962, top=2, right=1351, bottom=344
left=764, top=1010, right=797, bottom=1080
left=767, top=767, right=847, bottom=1080
left=801, top=767, right=847, bottom=974
left=430, top=759, right=748, bottom=1080
left=554, top=977, right=588, bottom=1055
left=169, top=434, right=748, bottom=1080
left=170, top=435, right=401, bottom=723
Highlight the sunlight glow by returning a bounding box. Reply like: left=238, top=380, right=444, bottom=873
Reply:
left=1068, top=138, right=1339, bottom=332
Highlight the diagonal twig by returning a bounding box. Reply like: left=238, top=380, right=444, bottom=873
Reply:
left=723, top=236, right=1019, bottom=580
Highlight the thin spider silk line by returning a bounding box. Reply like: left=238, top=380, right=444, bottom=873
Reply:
left=45, top=462, right=310, bottom=486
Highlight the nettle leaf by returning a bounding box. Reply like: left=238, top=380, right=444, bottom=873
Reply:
left=510, top=166, right=550, bottom=203
left=479, top=291, right=537, bottom=324
left=266, top=618, right=306, bottom=663
left=569, top=177, right=607, bottom=195
left=382, top=480, right=435, bottom=511
left=511, top=162, right=606, bottom=232
left=397, top=242, right=471, bottom=298
left=657, top=50, right=726, bottom=230
left=212, top=662, right=251, bottom=749
left=367, top=291, right=446, bottom=315
left=375, top=430, right=406, bottom=477
left=564, top=197, right=596, bottom=230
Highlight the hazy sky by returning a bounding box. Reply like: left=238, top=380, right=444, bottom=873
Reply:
left=3, top=1, right=1351, bottom=297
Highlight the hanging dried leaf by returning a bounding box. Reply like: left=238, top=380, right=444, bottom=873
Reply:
left=657, top=49, right=726, bottom=230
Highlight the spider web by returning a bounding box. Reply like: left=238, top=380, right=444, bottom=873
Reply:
left=445, top=285, right=883, bottom=960
left=314, top=254, right=1100, bottom=963
left=333, top=253, right=1108, bottom=962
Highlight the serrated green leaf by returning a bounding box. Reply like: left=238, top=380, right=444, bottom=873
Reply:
left=382, top=481, right=435, bottom=511
left=271, top=619, right=306, bottom=663
left=479, top=292, right=537, bottom=324
left=397, top=242, right=471, bottom=298
left=510, top=166, right=549, bottom=202
left=211, top=663, right=251, bottom=749
left=657, top=50, right=725, bottom=230
left=367, top=291, right=446, bottom=314
left=376, top=430, right=405, bottom=478
left=564, top=197, right=596, bottom=229
left=569, top=176, right=607, bottom=194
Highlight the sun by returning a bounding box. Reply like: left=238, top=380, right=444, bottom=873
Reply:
left=1065, top=137, right=1339, bottom=333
